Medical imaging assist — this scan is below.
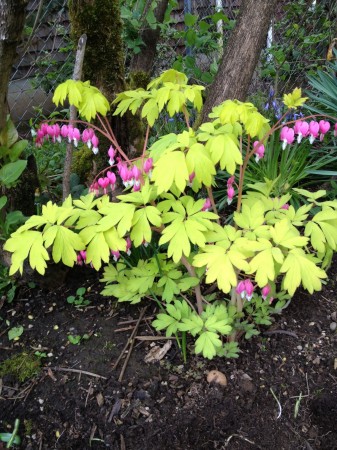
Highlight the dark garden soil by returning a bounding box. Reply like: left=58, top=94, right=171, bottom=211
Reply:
left=0, top=264, right=336, bottom=450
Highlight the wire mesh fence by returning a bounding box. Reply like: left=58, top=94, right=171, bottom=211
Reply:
left=9, top=0, right=73, bottom=132
left=9, top=0, right=336, bottom=132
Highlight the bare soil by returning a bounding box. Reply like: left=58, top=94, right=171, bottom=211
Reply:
left=0, top=265, right=336, bottom=450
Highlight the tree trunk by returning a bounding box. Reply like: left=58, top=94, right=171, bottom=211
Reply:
left=200, top=0, right=277, bottom=123
left=130, top=0, right=169, bottom=84
left=0, top=0, right=28, bottom=130
left=68, top=0, right=125, bottom=101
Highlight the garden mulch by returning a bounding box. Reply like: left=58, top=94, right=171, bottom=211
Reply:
left=0, top=265, right=336, bottom=450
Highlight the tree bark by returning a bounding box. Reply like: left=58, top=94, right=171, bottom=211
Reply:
left=0, top=0, right=28, bottom=130
left=130, top=0, right=169, bottom=79
left=200, top=0, right=277, bottom=123
left=68, top=0, right=125, bottom=101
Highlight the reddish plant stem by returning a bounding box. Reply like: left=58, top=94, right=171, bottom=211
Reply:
left=206, top=186, right=220, bottom=225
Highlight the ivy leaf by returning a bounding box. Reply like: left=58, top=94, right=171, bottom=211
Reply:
left=280, top=248, right=327, bottom=295
left=195, top=331, right=222, bottom=359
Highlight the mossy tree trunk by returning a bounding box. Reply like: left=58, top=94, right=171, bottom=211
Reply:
left=68, top=0, right=125, bottom=101
left=0, top=0, right=28, bottom=130
left=68, top=0, right=131, bottom=166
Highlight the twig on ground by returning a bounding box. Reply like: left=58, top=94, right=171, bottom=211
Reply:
left=264, top=330, right=298, bottom=338
left=135, top=335, right=173, bottom=341
left=224, top=433, right=260, bottom=448
left=120, top=434, right=126, bottom=450
left=117, top=316, right=154, bottom=326
left=117, top=307, right=148, bottom=382
left=270, top=387, right=282, bottom=419
left=43, top=366, right=107, bottom=380
left=84, top=381, right=93, bottom=408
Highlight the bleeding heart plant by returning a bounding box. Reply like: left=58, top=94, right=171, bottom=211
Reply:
left=4, top=70, right=337, bottom=359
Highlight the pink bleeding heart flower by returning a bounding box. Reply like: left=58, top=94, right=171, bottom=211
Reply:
left=281, top=203, right=289, bottom=210
left=308, top=121, right=319, bottom=144
left=133, top=181, right=141, bottom=191
left=294, top=120, right=309, bottom=143
left=202, top=198, right=212, bottom=211
left=89, top=181, right=100, bottom=196
left=50, top=124, right=61, bottom=143
left=227, top=186, right=235, bottom=205
left=91, top=134, right=99, bottom=154
left=318, top=120, right=330, bottom=141
left=111, top=250, right=120, bottom=262
left=119, top=164, right=129, bottom=185
left=73, top=127, right=81, bottom=147
left=244, top=279, right=254, bottom=301
left=106, top=171, right=116, bottom=187
left=98, top=177, right=110, bottom=194
left=132, top=165, right=141, bottom=181
left=61, top=124, right=69, bottom=138
left=253, top=141, right=265, bottom=162
left=227, top=176, right=235, bottom=187
left=108, top=146, right=116, bottom=166
left=126, top=237, right=132, bottom=256
left=261, top=284, right=271, bottom=300
left=235, top=281, right=246, bottom=298
left=143, top=158, right=153, bottom=174
left=280, top=126, right=295, bottom=149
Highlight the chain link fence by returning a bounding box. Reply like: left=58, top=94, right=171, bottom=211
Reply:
left=9, top=0, right=336, bottom=132
left=9, top=0, right=72, bottom=133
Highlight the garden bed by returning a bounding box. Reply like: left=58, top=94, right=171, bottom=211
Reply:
left=0, top=265, right=336, bottom=450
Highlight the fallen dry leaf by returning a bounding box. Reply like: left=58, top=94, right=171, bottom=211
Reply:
left=144, top=340, right=172, bottom=363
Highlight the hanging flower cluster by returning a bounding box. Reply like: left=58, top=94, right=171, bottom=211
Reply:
left=35, top=123, right=100, bottom=154
left=280, top=120, right=336, bottom=149
left=235, top=280, right=273, bottom=303
left=89, top=153, right=154, bottom=196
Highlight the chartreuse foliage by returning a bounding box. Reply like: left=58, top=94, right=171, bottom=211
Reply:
left=4, top=70, right=336, bottom=359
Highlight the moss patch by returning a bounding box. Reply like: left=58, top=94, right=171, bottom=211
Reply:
left=0, top=352, right=42, bottom=382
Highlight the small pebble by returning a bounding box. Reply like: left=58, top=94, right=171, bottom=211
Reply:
left=330, top=322, right=337, bottom=332
left=207, top=370, right=227, bottom=386
left=297, top=345, right=303, bottom=351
